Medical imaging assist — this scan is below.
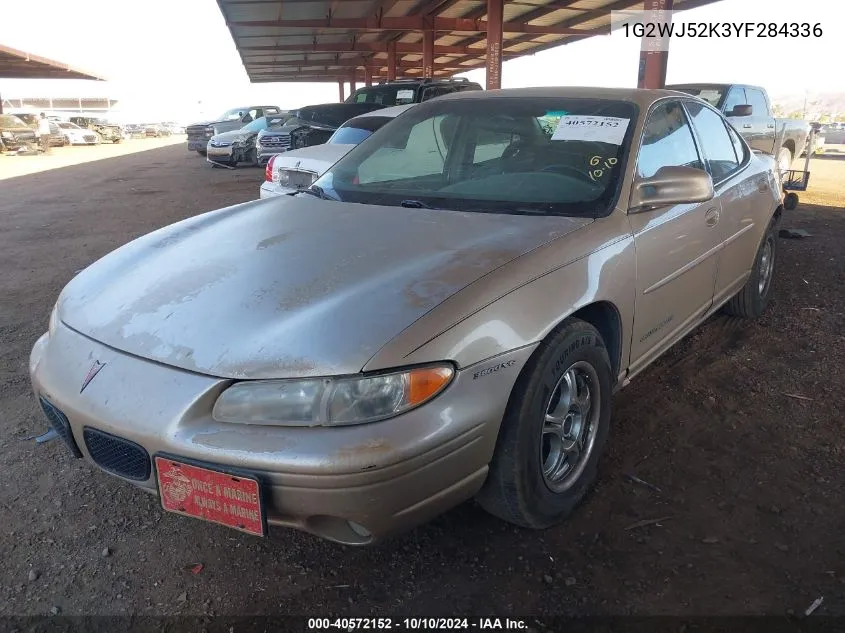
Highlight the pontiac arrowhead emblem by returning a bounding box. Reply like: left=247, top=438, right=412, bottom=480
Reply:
left=80, top=360, right=106, bottom=393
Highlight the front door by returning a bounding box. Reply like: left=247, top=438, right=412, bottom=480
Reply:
left=628, top=100, right=723, bottom=371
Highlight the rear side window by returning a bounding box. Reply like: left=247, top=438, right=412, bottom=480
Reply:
left=726, top=123, right=748, bottom=164
left=723, top=87, right=747, bottom=114
left=637, top=100, right=704, bottom=178
left=685, top=101, right=741, bottom=181
left=744, top=88, right=769, bottom=117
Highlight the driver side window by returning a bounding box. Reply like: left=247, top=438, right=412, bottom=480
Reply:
left=637, top=100, right=704, bottom=178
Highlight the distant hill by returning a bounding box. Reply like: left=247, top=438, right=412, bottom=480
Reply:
left=769, top=92, right=845, bottom=121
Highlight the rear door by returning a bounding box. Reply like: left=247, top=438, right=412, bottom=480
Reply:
left=684, top=100, right=770, bottom=305
left=628, top=99, right=723, bottom=369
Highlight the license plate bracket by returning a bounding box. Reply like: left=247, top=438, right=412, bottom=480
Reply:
left=154, top=454, right=267, bottom=537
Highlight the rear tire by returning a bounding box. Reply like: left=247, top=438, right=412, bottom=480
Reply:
left=477, top=319, right=613, bottom=529
left=724, top=218, right=778, bottom=318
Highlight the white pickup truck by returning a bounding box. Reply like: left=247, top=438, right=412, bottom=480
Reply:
left=667, top=83, right=810, bottom=173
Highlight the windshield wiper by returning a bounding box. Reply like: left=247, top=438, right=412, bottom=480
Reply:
left=399, top=199, right=436, bottom=209
left=298, top=185, right=334, bottom=201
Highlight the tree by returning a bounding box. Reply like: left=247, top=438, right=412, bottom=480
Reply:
left=818, top=113, right=831, bottom=123
left=787, top=110, right=804, bottom=119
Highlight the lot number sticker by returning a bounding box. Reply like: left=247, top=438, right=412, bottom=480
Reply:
left=552, top=116, right=630, bottom=145
left=396, top=89, right=415, bottom=101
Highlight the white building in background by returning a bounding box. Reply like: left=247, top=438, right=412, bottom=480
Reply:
left=2, top=96, right=119, bottom=115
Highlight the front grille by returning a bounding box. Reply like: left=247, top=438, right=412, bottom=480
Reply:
left=83, top=135, right=96, bottom=143
left=38, top=398, right=82, bottom=458
left=209, top=139, right=231, bottom=147
left=260, top=133, right=291, bottom=149
left=83, top=427, right=151, bottom=481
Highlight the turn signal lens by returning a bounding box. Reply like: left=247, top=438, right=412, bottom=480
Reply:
left=408, top=366, right=454, bottom=406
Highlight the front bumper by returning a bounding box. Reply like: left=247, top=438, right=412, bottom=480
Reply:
left=188, top=139, right=211, bottom=151
left=30, top=321, right=533, bottom=544
left=256, top=145, right=289, bottom=165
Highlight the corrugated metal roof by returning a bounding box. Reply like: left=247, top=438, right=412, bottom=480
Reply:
left=0, top=44, right=105, bottom=81
left=217, top=0, right=721, bottom=84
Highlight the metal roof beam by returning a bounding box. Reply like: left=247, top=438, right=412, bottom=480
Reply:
left=239, top=42, right=481, bottom=53
left=228, top=16, right=606, bottom=35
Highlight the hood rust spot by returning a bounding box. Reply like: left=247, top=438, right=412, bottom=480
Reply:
left=404, top=247, right=521, bottom=308
left=256, top=232, right=289, bottom=250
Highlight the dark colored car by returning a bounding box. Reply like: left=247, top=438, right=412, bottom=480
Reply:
left=0, top=114, right=38, bottom=151
left=69, top=117, right=123, bottom=143
left=345, top=77, right=483, bottom=106
left=255, top=102, right=387, bottom=165
left=10, top=112, right=40, bottom=132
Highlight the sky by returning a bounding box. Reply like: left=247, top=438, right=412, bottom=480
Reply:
left=1, top=0, right=839, bottom=123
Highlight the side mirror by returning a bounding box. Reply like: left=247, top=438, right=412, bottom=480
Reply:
left=728, top=104, right=753, bottom=117
left=630, top=166, right=714, bottom=211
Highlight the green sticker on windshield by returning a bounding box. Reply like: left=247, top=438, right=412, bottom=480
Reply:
left=545, top=110, right=569, bottom=117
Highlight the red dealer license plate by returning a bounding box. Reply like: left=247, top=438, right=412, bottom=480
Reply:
left=155, top=456, right=266, bottom=537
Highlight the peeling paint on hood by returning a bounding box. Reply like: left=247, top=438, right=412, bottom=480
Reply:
left=58, top=196, right=591, bottom=379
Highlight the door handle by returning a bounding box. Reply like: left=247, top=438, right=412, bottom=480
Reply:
left=743, top=124, right=752, bottom=128
left=767, top=124, right=775, bottom=128
left=705, top=208, right=720, bottom=227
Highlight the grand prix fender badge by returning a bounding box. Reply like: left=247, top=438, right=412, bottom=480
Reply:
left=80, top=360, right=106, bottom=393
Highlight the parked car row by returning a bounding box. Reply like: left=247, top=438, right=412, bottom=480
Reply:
left=33, top=85, right=788, bottom=546
left=187, top=78, right=485, bottom=167
left=0, top=113, right=187, bottom=153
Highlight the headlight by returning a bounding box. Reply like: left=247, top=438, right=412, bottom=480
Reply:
left=232, top=135, right=247, bottom=145
left=205, top=129, right=214, bottom=137
left=48, top=303, right=59, bottom=337
left=1, top=131, right=12, bottom=139
left=212, top=365, right=454, bottom=426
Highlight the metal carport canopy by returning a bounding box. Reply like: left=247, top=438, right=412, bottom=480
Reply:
left=217, top=0, right=722, bottom=92
left=0, top=44, right=105, bottom=114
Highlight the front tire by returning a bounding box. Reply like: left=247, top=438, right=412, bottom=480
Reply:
left=477, top=319, right=613, bottom=528
left=724, top=218, right=778, bottom=318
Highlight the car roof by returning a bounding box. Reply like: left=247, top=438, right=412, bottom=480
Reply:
left=433, top=86, right=706, bottom=109
left=349, top=104, right=414, bottom=120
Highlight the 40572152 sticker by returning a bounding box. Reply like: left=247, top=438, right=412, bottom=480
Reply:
left=551, top=115, right=631, bottom=145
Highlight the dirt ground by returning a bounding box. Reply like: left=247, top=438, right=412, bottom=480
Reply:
left=0, top=144, right=843, bottom=619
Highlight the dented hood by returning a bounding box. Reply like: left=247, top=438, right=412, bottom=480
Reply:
left=58, top=197, right=590, bottom=379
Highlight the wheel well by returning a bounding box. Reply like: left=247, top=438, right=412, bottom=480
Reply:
left=783, top=140, right=795, bottom=157
left=568, top=302, right=623, bottom=381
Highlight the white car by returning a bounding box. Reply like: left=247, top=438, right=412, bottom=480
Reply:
left=56, top=122, right=100, bottom=145
left=259, top=105, right=413, bottom=199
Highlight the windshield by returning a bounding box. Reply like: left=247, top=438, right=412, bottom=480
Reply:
left=242, top=117, right=269, bottom=132
left=311, top=97, right=636, bottom=217
left=669, top=85, right=725, bottom=107
left=266, top=115, right=294, bottom=129
left=220, top=108, right=246, bottom=120
left=14, top=114, right=38, bottom=125
left=328, top=115, right=392, bottom=145
left=346, top=85, right=418, bottom=106
left=0, top=115, right=27, bottom=128
left=58, top=122, right=81, bottom=129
